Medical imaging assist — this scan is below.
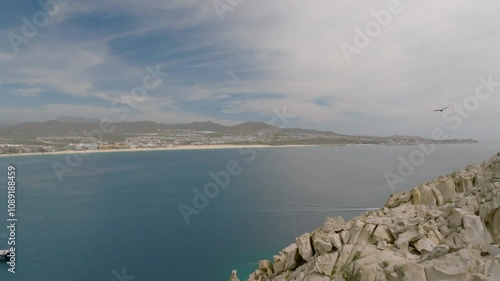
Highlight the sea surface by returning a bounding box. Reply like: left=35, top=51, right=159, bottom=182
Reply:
left=0, top=143, right=499, bottom=281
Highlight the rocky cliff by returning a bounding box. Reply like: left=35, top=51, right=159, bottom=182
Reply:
left=230, top=152, right=500, bottom=281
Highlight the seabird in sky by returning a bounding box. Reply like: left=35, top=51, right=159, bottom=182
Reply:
left=433, top=106, right=449, bottom=112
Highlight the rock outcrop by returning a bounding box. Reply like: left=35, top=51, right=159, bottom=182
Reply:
left=230, top=152, right=500, bottom=281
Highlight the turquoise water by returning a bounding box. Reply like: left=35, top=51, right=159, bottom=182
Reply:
left=0, top=144, right=498, bottom=281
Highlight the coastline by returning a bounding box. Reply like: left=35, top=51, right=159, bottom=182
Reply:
left=0, top=144, right=314, bottom=158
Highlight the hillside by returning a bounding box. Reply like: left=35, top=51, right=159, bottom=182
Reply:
left=0, top=118, right=479, bottom=146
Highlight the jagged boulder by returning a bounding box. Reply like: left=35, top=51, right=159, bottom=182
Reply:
left=322, top=216, right=345, bottom=233
left=487, top=207, right=500, bottom=244
left=314, top=252, right=338, bottom=276
left=296, top=233, right=314, bottom=262
left=411, top=185, right=437, bottom=206
left=394, top=226, right=424, bottom=250
left=414, top=237, right=436, bottom=254
left=273, top=243, right=300, bottom=274
left=229, top=270, right=240, bottom=281
left=421, top=249, right=485, bottom=280
left=433, top=177, right=457, bottom=202
left=326, top=233, right=343, bottom=249
left=372, top=224, right=394, bottom=244
left=390, top=263, right=427, bottom=281
left=461, top=214, right=493, bottom=247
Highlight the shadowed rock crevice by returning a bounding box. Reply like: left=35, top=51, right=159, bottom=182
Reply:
left=486, top=207, right=500, bottom=244
left=230, top=152, right=500, bottom=281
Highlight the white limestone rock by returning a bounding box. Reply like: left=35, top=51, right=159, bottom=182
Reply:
left=461, top=214, right=493, bottom=247
left=332, top=244, right=354, bottom=272
left=444, top=233, right=466, bottom=251
left=446, top=208, right=468, bottom=228
left=347, top=219, right=365, bottom=244
left=435, top=216, right=447, bottom=227
left=434, top=177, right=457, bottom=202
left=372, top=225, right=394, bottom=243
left=287, top=263, right=313, bottom=281
left=487, top=207, right=500, bottom=244
left=258, top=259, right=273, bottom=273
left=365, top=216, right=392, bottom=225
left=394, top=226, right=424, bottom=250
left=303, top=273, right=329, bottom=281
left=296, top=233, right=314, bottom=262
left=229, top=270, right=240, bottom=281
left=471, top=273, right=489, bottom=281
left=313, top=238, right=332, bottom=254
left=326, top=233, right=343, bottom=249
left=353, top=224, right=376, bottom=245
left=340, top=230, right=350, bottom=245
left=421, top=249, right=483, bottom=281
left=314, top=252, right=338, bottom=276
left=322, top=216, right=345, bottom=233
left=393, top=263, right=427, bottom=281
left=411, top=185, right=437, bottom=206
left=487, top=245, right=500, bottom=257
left=377, top=240, right=388, bottom=250
left=273, top=243, right=300, bottom=274
left=414, top=237, right=436, bottom=254
left=356, top=263, right=378, bottom=281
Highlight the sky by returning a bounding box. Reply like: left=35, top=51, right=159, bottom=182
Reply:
left=0, top=0, right=499, bottom=140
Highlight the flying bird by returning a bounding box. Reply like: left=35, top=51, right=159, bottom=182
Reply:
left=433, top=106, right=449, bottom=112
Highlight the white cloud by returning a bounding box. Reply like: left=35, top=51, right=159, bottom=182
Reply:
left=200, top=0, right=500, bottom=138
left=14, top=87, right=44, bottom=97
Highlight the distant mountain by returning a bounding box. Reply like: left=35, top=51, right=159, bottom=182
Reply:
left=0, top=119, right=331, bottom=139
left=0, top=118, right=478, bottom=145
left=174, top=121, right=228, bottom=132
left=0, top=119, right=17, bottom=128
left=226, top=122, right=278, bottom=133
left=55, top=116, right=100, bottom=124
left=0, top=120, right=274, bottom=139
left=0, top=120, right=91, bottom=139
left=283, top=128, right=338, bottom=136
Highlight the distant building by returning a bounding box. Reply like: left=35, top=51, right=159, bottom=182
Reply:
left=67, top=143, right=98, bottom=151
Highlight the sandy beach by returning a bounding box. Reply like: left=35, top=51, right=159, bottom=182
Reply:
left=0, top=144, right=313, bottom=158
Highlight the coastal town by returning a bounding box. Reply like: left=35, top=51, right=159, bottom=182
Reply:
left=0, top=124, right=478, bottom=156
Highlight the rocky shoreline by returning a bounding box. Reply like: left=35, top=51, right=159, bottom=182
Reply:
left=230, top=152, right=500, bottom=281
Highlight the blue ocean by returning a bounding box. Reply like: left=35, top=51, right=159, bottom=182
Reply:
left=0, top=144, right=498, bottom=281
